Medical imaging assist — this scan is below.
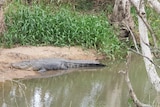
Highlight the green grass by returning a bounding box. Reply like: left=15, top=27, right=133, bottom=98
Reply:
left=0, top=2, right=125, bottom=59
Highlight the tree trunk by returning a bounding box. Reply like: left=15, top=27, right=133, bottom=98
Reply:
left=130, top=0, right=160, bottom=92
left=111, top=0, right=134, bottom=39
left=0, top=1, right=5, bottom=36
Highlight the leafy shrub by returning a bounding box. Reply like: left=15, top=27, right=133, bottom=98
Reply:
left=1, top=2, right=124, bottom=58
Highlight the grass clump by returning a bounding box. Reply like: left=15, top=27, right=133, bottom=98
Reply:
left=1, top=2, right=124, bottom=58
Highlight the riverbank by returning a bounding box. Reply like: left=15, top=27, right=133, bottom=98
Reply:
left=0, top=46, right=105, bottom=82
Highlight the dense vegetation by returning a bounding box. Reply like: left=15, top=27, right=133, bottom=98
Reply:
left=0, top=1, right=125, bottom=59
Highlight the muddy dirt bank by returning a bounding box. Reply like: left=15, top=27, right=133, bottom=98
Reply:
left=0, top=46, right=105, bottom=82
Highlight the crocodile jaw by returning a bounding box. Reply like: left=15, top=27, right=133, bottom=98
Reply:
left=11, top=61, right=32, bottom=70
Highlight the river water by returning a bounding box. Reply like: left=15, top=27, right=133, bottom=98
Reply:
left=0, top=55, right=159, bottom=107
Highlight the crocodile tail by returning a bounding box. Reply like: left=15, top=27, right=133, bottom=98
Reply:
left=88, top=63, right=106, bottom=67
left=65, top=62, right=106, bottom=68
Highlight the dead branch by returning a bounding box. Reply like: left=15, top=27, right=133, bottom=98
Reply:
left=119, top=52, right=152, bottom=107
left=124, top=22, right=140, bottom=53
left=129, top=0, right=157, bottom=48
left=129, top=48, right=160, bottom=69
left=148, top=0, right=160, bottom=14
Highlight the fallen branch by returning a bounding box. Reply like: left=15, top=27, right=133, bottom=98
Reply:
left=119, top=52, right=152, bottom=107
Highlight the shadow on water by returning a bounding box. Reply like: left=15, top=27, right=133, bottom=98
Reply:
left=0, top=55, right=159, bottom=107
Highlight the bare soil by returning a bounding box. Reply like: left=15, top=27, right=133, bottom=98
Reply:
left=0, top=46, right=105, bottom=82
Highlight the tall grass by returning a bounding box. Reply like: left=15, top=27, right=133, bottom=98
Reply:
left=1, top=2, right=124, bottom=58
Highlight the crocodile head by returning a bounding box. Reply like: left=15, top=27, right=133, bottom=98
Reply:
left=11, top=61, right=32, bottom=69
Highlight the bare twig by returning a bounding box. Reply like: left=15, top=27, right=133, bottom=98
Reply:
left=129, top=48, right=160, bottom=69
left=124, top=23, right=140, bottom=53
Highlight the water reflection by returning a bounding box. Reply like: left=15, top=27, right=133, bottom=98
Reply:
left=81, top=82, right=103, bottom=107
left=106, top=76, right=124, bottom=107
left=30, top=87, right=53, bottom=107
left=31, top=87, right=42, bottom=107
left=0, top=55, right=159, bottom=107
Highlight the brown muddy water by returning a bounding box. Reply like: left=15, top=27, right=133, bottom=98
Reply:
left=0, top=55, right=159, bottom=107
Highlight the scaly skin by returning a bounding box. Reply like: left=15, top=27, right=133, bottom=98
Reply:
left=11, top=58, right=105, bottom=72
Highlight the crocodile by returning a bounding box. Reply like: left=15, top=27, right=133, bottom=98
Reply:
left=11, top=58, right=105, bottom=72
